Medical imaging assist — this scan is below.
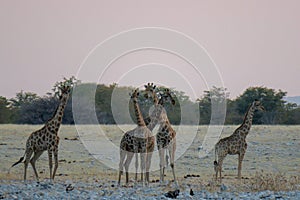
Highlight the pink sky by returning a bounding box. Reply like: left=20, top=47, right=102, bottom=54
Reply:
left=0, top=0, right=299, bottom=99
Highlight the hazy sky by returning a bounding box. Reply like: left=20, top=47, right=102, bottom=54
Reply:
left=0, top=0, right=299, bottom=99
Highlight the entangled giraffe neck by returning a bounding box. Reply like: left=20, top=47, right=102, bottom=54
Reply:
left=152, top=93, right=159, bottom=105
left=145, top=89, right=160, bottom=130
left=147, top=105, right=166, bottom=131
left=132, top=98, right=146, bottom=127
left=146, top=113, right=159, bottom=131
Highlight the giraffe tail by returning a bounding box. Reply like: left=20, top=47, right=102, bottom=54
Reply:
left=8, top=154, right=25, bottom=174
left=214, top=146, right=218, bottom=166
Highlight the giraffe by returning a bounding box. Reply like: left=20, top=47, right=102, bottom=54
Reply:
left=118, top=88, right=155, bottom=186
left=143, top=84, right=178, bottom=186
left=9, top=82, right=73, bottom=182
left=214, top=99, right=265, bottom=182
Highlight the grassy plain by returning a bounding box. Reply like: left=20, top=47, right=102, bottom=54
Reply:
left=0, top=125, right=299, bottom=191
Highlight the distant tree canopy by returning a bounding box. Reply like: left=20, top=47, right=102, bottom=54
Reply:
left=0, top=96, right=12, bottom=123
left=1, top=84, right=299, bottom=125
left=197, top=86, right=300, bottom=125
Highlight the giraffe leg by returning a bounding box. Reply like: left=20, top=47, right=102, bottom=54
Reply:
left=146, top=151, right=153, bottom=184
left=218, top=158, right=224, bottom=183
left=24, top=150, right=33, bottom=182
left=52, top=149, right=59, bottom=180
left=169, top=142, right=177, bottom=187
left=214, top=161, right=218, bottom=181
left=238, top=153, right=245, bottom=179
left=135, top=153, right=138, bottom=182
left=158, top=147, right=165, bottom=184
left=30, top=151, right=43, bottom=182
left=124, top=152, right=134, bottom=185
left=48, top=150, right=53, bottom=180
left=118, top=149, right=126, bottom=185
left=140, top=152, right=146, bottom=185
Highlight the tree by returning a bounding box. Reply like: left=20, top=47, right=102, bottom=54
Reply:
left=95, top=83, right=118, bottom=124
left=234, top=87, right=287, bottom=124
left=10, top=91, right=39, bottom=108
left=225, top=99, right=242, bottom=124
left=15, top=77, right=76, bottom=124
left=281, top=103, right=300, bottom=124
left=0, top=96, right=12, bottom=123
left=5, top=82, right=300, bottom=125
left=9, top=91, right=40, bottom=123
left=18, top=95, right=57, bottom=124
left=197, top=86, right=228, bottom=125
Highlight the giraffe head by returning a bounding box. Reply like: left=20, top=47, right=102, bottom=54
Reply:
left=130, top=88, right=140, bottom=101
left=144, top=83, right=158, bottom=104
left=57, top=85, right=72, bottom=100
left=159, top=88, right=176, bottom=106
left=253, top=99, right=265, bottom=111
left=54, top=76, right=76, bottom=100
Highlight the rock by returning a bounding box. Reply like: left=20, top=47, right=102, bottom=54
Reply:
left=220, top=184, right=227, bottom=191
left=165, top=189, right=180, bottom=199
left=190, top=188, right=194, bottom=196
left=0, top=194, right=6, bottom=199
left=66, top=184, right=74, bottom=192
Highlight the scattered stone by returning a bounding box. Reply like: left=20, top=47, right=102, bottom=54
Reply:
left=0, top=194, right=6, bottom=199
left=220, top=184, right=227, bottom=191
left=64, top=137, right=78, bottom=141
left=190, top=188, right=194, bottom=196
left=0, top=181, right=299, bottom=199
left=165, top=189, right=180, bottom=199
left=66, top=184, right=74, bottom=192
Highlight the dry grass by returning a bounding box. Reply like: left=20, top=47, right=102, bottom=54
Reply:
left=250, top=170, right=300, bottom=191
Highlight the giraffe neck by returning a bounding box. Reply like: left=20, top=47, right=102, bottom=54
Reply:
left=146, top=94, right=171, bottom=130
left=153, top=93, right=159, bottom=105
left=145, top=105, right=163, bottom=131
left=146, top=90, right=160, bottom=130
left=239, top=103, right=255, bottom=137
left=132, top=98, right=146, bottom=127
left=48, top=94, right=69, bottom=128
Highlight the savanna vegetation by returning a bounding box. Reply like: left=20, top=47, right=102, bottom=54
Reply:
left=0, top=83, right=299, bottom=125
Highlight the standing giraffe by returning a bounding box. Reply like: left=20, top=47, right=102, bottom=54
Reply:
left=214, top=100, right=265, bottom=182
left=143, top=84, right=178, bottom=186
left=118, top=88, right=155, bottom=186
left=10, top=78, right=74, bottom=182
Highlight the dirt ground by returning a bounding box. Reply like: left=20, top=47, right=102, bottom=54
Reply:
left=0, top=125, right=299, bottom=192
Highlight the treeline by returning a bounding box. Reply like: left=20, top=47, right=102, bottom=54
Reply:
left=0, top=84, right=299, bottom=125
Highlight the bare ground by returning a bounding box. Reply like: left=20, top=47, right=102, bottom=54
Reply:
left=0, top=125, right=299, bottom=192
